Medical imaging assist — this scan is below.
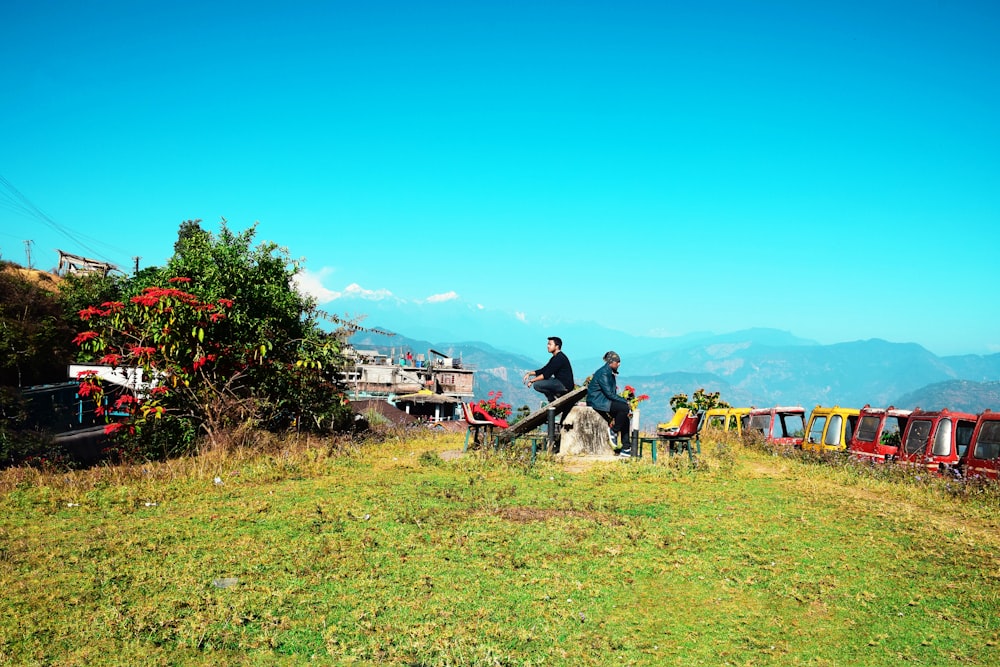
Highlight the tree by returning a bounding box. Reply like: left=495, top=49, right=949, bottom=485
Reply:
left=163, top=220, right=352, bottom=432
left=0, top=263, right=80, bottom=466
left=73, top=220, right=352, bottom=458
left=0, top=262, right=76, bottom=387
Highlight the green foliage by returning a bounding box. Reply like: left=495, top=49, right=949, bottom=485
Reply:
left=670, top=387, right=731, bottom=412
left=72, top=220, right=353, bottom=459
left=881, top=430, right=902, bottom=448
left=164, top=220, right=352, bottom=432
left=0, top=263, right=76, bottom=386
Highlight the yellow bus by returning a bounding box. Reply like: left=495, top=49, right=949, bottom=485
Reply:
left=802, top=405, right=861, bottom=453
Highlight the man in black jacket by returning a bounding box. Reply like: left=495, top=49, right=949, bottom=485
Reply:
left=523, top=336, right=574, bottom=404
left=586, top=350, right=632, bottom=457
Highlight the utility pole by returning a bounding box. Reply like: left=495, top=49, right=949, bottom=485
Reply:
left=23, top=240, right=33, bottom=268
left=133, top=256, right=141, bottom=275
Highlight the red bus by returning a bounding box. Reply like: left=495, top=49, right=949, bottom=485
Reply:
left=848, top=405, right=912, bottom=463
left=897, top=408, right=977, bottom=474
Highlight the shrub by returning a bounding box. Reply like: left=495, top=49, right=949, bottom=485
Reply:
left=70, top=220, right=354, bottom=461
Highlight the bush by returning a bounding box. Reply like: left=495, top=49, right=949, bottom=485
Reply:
left=70, top=220, right=354, bottom=460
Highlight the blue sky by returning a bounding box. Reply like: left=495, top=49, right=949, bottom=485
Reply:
left=3, top=1, right=998, bottom=356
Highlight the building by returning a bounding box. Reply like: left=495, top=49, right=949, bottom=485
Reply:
left=340, top=347, right=475, bottom=421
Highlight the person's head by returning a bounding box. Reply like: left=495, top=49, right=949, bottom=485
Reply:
left=603, top=350, right=621, bottom=371
left=547, top=337, right=562, bottom=353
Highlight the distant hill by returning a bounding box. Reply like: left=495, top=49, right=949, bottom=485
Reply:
left=894, top=380, right=1000, bottom=414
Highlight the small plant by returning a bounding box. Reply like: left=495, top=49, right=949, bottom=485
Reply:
left=476, top=391, right=512, bottom=421
left=620, top=385, right=649, bottom=411
left=881, top=430, right=901, bottom=448
left=670, top=387, right=731, bottom=412
left=511, top=405, right=531, bottom=425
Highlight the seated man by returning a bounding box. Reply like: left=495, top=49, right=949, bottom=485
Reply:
left=523, top=336, right=575, bottom=404
left=586, top=350, right=632, bottom=457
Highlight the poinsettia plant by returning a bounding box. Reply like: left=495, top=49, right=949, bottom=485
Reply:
left=620, top=385, right=649, bottom=411
left=476, top=391, right=513, bottom=420
left=72, top=278, right=238, bottom=448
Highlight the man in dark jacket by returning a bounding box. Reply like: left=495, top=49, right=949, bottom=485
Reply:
left=586, top=350, right=632, bottom=457
left=524, top=336, right=574, bottom=404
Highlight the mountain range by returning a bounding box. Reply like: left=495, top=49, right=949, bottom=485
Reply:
left=349, top=319, right=1000, bottom=430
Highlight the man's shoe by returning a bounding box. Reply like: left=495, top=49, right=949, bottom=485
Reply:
left=618, top=449, right=632, bottom=458
left=608, top=427, right=616, bottom=447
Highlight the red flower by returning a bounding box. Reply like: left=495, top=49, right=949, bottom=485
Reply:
left=209, top=312, right=226, bottom=322
left=98, top=353, right=122, bottom=367
left=128, top=345, right=156, bottom=357
left=114, top=394, right=137, bottom=409
left=104, top=422, right=124, bottom=436
left=217, top=298, right=234, bottom=308
left=476, top=391, right=512, bottom=420
left=77, top=382, right=98, bottom=397
left=76, top=369, right=99, bottom=378
left=192, top=355, right=216, bottom=371
left=168, top=276, right=191, bottom=283
left=101, top=301, right=125, bottom=311
left=131, top=294, right=159, bottom=307
left=72, top=331, right=100, bottom=346
left=78, top=306, right=104, bottom=321
left=150, top=385, right=169, bottom=396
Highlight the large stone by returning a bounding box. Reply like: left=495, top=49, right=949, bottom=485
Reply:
left=558, top=405, right=615, bottom=456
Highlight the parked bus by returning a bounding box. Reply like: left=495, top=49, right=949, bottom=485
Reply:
left=702, top=407, right=751, bottom=436
left=959, top=409, right=1000, bottom=480
left=745, top=406, right=806, bottom=447
left=897, top=408, right=977, bottom=474
left=848, top=405, right=912, bottom=463
left=802, top=405, right=860, bottom=453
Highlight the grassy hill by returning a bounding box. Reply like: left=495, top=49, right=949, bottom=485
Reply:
left=2, top=431, right=998, bottom=665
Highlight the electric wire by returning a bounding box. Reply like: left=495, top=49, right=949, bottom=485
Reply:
left=0, top=174, right=129, bottom=270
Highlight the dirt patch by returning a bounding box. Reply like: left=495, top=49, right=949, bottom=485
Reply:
left=435, top=450, right=620, bottom=471
left=557, top=454, right=621, bottom=473
left=489, top=506, right=622, bottom=525
left=2, top=265, right=62, bottom=292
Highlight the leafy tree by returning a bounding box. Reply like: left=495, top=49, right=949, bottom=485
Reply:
left=0, top=263, right=80, bottom=466
left=0, top=262, right=76, bottom=387
left=56, top=271, right=128, bottom=361
left=73, top=220, right=353, bottom=458
left=162, top=220, right=352, bottom=431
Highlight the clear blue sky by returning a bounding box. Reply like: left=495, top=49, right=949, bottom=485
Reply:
left=3, top=1, right=998, bottom=356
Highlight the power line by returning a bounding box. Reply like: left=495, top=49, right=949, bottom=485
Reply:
left=0, top=174, right=129, bottom=270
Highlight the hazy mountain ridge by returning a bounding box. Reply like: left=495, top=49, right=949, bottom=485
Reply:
left=895, top=381, right=1000, bottom=414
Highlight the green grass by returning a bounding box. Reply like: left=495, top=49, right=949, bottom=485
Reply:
left=1, top=432, right=998, bottom=665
